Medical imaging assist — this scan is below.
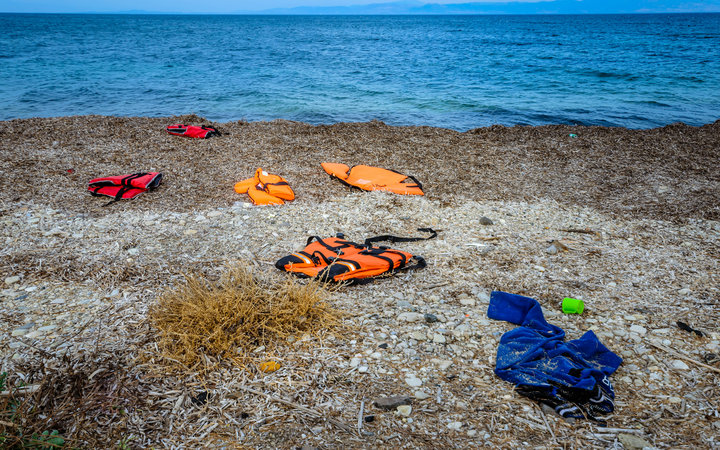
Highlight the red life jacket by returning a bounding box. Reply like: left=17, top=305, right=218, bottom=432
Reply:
left=275, top=228, right=437, bottom=284
left=166, top=124, right=220, bottom=139
left=88, top=172, right=162, bottom=205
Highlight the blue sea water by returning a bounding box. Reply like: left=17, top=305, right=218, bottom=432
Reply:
left=1, top=13, right=719, bottom=130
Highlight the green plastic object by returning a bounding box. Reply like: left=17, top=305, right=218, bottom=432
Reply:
left=569, top=133, right=578, bottom=138
left=562, top=297, right=584, bottom=314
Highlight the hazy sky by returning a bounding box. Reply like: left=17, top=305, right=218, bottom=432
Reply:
left=1, top=0, right=719, bottom=13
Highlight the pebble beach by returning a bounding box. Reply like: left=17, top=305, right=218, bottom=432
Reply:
left=1, top=116, right=719, bottom=448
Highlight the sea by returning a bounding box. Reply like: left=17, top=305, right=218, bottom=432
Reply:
left=1, top=13, right=719, bottom=130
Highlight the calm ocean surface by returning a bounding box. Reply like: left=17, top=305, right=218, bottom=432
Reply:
left=1, top=13, right=719, bottom=130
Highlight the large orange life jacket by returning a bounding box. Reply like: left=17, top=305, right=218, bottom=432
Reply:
left=234, top=168, right=295, bottom=206
left=276, top=228, right=437, bottom=283
left=88, top=172, right=162, bottom=205
left=166, top=124, right=220, bottom=139
left=321, top=163, right=424, bottom=196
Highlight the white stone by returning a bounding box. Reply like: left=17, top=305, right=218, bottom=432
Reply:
left=447, top=421, right=463, bottom=431
left=358, top=365, right=369, bottom=373
left=4, top=276, right=20, bottom=285
left=405, top=376, right=423, bottom=387
left=414, top=391, right=430, bottom=400
left=678, top=288, right=692, bottom=296
left=629, top=324, right=647, bottom=335
left=183, top=229, right=198, bottom=235
left=672, top=360, right=690, bottom=370
left=397, top=312, right=423, bottom=322
left=410, top=331, right=427, bottom=341
left=350, top=357, right=361, bottom=368
left=396, top=405, right=412, bottom=416
left=436, top=359, right=453, bottom=371
left=11, top=328, right=28, bottom=337
left=460, top=298, right=476, bottom=306
left=370, top=352, right=383, bottom=359
left=37, top=325, right=57, bottom=332
left=432, top=333, right=447, bottom=344
left=207, top=210, right=222, bottom=218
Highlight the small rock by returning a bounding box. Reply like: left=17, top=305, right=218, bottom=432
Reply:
left=447, top=421, right=463, bottom=431
left=396, top=405, right=412, bottom=416
left=435, top=359, right=453, bottom=370
left=358, top=365, right=369, bottom=373
left=127, top=248, right=139, bottom=255
left=207, top=210, right=222, bottom=218
left=459, top=298, right=476, bottom=307
left=668, top=396, right=682, bottom=404
left=432, top=333, right=447, bottom=344
left=11, top=328, right=28, bottom=337
left=4, top=276, right=20, bottom=285
left=618, top=433, right=652, bottom=450
left=364, top=415, right=375, bottom=423
left=349, top=357, right=361, bottom=368
left=374, top=396, right=412, bottom=410
left=414, top=391, right=430, bottom=400
left=467, top=429, right=477, bottom=437
left=183, top=229, right=198, bottom=235
left=672, top=360, right=690, bottom=370
left=410, top=331, right=427, bottom=341
left=37, top=325, right=57, bottom=333
left=378, top=343, right=389, bottom=349
left=629, top=325, right=647, bottom=336
left=397, top=312, right=423, bottom=322
left=424, top=313, right=439, bottom=323
left=405, top=376, right=423, bottom=387
left=678, top=288, right=692, bottom=296
left=479, top=216, right=493, bottom=226
left=545, top=244, right=558, bottom=255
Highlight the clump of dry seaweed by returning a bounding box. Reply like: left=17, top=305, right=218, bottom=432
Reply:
left=148, top=264, right=340, bottom=370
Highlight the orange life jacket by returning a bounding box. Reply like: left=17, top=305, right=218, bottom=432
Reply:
left=166, top=124, right=220, bottom=138
left=88, top=172, right=162, bottom=205
left=321, top=163, right=424, bottom=196
left=276, top=228, right=437, bottom=283
left=234, top=168, right=295, bottom=206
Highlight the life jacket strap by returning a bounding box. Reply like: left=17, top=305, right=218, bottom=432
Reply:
left=363, top=227, right=437, bottom=247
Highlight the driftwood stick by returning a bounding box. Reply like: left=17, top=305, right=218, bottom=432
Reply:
left=232, top=385, right=354, bottom=433
left=558, top=228, right=598, bottom=235
left=535, top=404, right=558, bottom=444
left=648, top=341, right=720, bottom=374
left=357, top=400, right=365, bottom=436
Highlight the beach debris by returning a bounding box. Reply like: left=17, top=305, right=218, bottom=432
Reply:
left=191, top=391, right=209, bottom=406
left=321, top=162, right=424, bottom=196
left=561, top=297, right=585, bottom=314
left=374, top=395, right=411, bottom=411
left=166, top=124, right=220, bottom=138
left=488, top=291, right=621, bottom=425
left=558, top=227, right=598, bottom=235
left=259, top=360, right=281, bottom=373
left=396, top=405, right=412, bottom=416
left=676, top=321, right=704, bottom=337
left=569, top=133, right=578, bottom=138
left=234, top=168, right=295, bottom=206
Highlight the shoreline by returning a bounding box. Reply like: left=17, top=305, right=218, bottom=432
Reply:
left=1, top=115, right=719, bottom=447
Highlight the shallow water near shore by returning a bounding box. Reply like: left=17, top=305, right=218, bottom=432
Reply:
left=1, top=13, right=719, bottom=129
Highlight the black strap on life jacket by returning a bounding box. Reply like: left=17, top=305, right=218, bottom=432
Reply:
left=363, top=227, right=437, bottom=247
left=102, top=173, right=149, bottom=207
